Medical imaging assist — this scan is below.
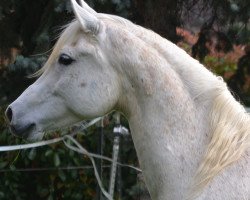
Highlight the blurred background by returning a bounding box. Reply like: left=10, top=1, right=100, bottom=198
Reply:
left=0, top=0, right=249, bottom=199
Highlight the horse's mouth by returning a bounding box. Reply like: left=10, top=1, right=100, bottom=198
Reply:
left=9, top=123, right=44, bottom=142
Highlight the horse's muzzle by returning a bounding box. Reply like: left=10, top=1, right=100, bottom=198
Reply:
left=5, top=106, right=36, bottom=138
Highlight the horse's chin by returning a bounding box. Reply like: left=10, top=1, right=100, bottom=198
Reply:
left=25, top=131, right=45, bottom=142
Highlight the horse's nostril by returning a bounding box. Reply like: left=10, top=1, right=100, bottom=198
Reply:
left=5, top=106, right=13, bottom=123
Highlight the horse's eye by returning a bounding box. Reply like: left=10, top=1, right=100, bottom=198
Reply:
left=58, top=54, right=74, bottom=66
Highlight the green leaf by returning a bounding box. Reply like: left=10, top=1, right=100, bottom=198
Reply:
left=45, top=149, right=53, bottom=157
left=0, top=192, right=4, bottom=198
left=47, top=194, right=53, bottom=200
left=28, top=148, right=36, bottom=160
left=54, top=154, right=60, bottom=167
left=58, top=170, right=66, bottom=182
left=9, top=164, right=16, bottom=171
left=73, top=157, right=80, bottom=165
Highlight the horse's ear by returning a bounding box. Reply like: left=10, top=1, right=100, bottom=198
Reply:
left=71, top=0, right=100, bottom=34
left=78, top=0, right=97, bottom=15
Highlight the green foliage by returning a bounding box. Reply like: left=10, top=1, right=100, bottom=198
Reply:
left=9, top=55, right=46, bottom=74
left=204, top=56, right=237, bottom=76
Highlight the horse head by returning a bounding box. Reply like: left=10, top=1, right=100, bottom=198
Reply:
left=5, top=0, right=122, bottom=141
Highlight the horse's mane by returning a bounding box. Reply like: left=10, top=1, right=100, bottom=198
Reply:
left=192, top=84, right=250, bottom=197
left=38, top=14, right=250, bottom=196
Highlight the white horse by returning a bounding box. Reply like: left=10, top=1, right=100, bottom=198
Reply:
left=5, top=1, right=250, bottom=199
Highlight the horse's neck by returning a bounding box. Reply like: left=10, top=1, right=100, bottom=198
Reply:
left=125, top=74, right=210, bottom=199
left=115, top=45, right=212, bottom=199
left=106, top=21, right=249, bottom=199
left=130, top=24, right=221, bottom=99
